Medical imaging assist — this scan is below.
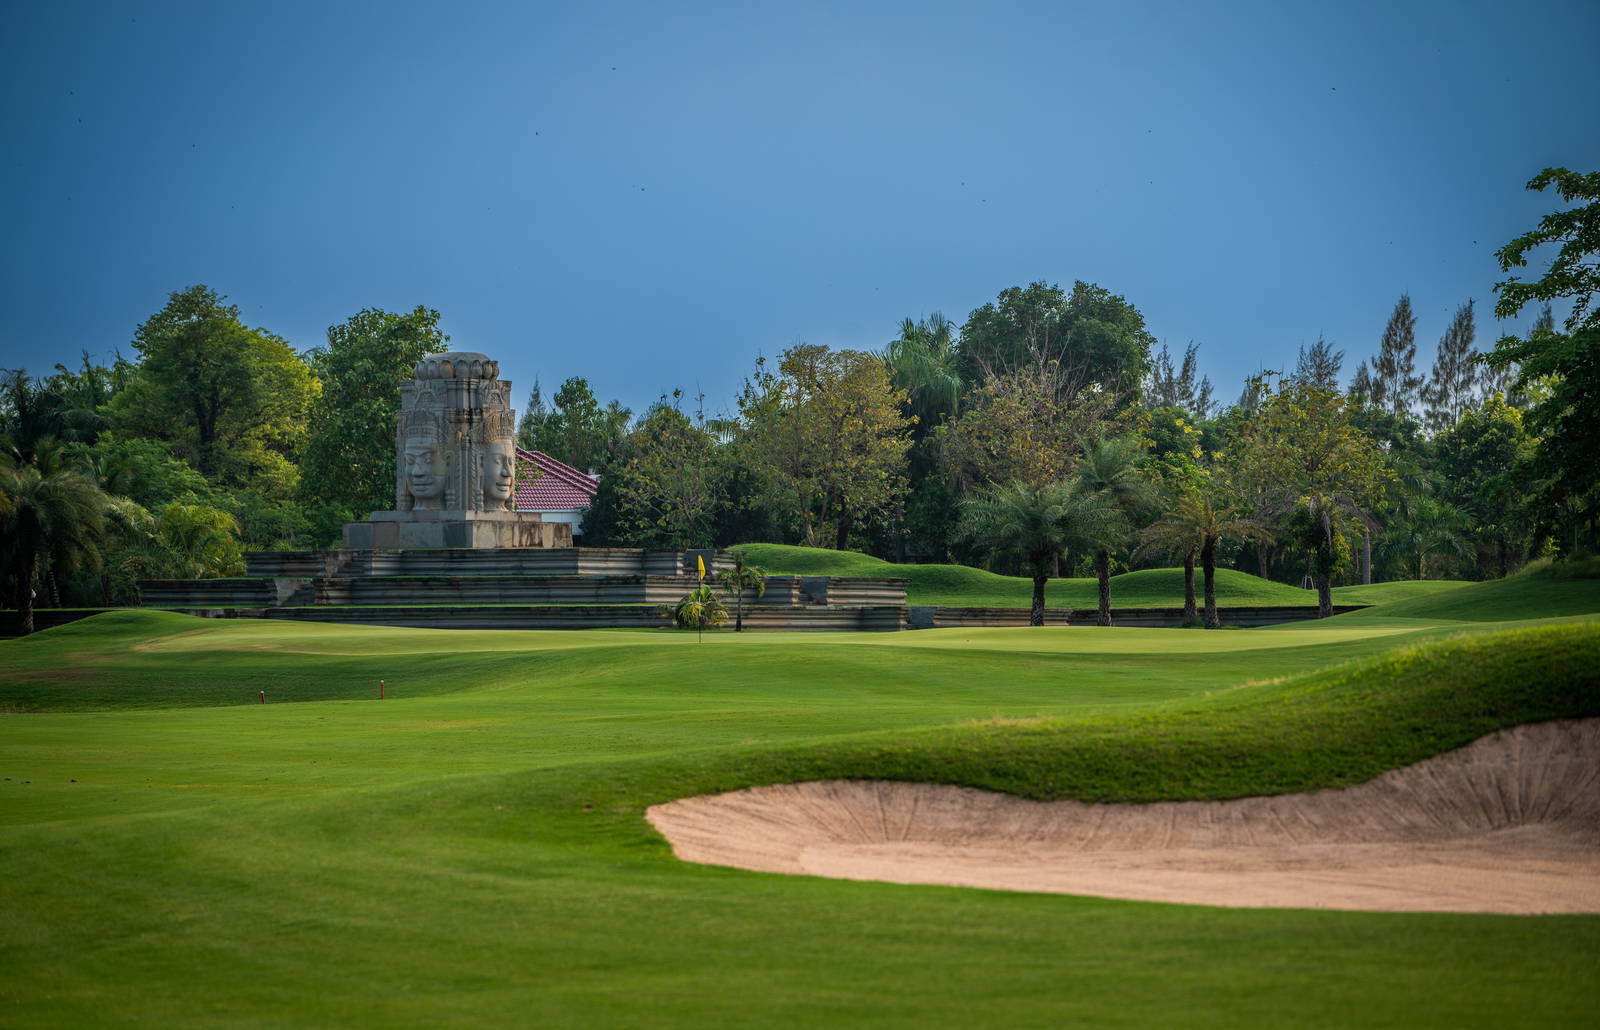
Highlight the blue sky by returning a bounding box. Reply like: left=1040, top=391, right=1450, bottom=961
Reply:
left=4, top=0, right=1597, bottom=418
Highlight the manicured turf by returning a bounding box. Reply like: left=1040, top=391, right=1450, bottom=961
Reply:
left=1332, top=561, right=1600, bottom=624
left=737, top=542, right=1322, bottom=607
left=3, top=576, right=1599, bottom=1027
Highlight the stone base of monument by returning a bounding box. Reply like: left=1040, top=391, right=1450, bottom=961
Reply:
left=133, top=547, right=915, bottom=632
left=341, top=511, right=571, bottom=549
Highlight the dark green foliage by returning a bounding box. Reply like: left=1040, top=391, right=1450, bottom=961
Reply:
left=299, top=306, right=449, bottom=522
left=518, top=376, right=630, bottom=474
left=1488, top=168, right=1600, bottom=549
left=957, top=281, right=1155, bottom=398
left=108, top=286, right=317, bottom=495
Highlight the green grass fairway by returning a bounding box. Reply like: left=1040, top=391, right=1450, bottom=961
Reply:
left=3, top=575, right=1599, bottom=1027
left=738, top=542, right=1323, bottom=607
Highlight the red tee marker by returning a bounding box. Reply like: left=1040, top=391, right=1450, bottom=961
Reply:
left=380, top=679, right=385, bottom=700
left=259, top=690, right=266, bottom=704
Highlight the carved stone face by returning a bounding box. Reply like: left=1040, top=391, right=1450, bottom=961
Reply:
left=405, top=440, right=443, bottom=505
left=483, top=440, right=515, bottom=506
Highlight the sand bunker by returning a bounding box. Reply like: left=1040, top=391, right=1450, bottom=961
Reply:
left=648, top=719, right=1600, bottom=914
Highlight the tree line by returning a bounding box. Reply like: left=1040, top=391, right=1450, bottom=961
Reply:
left=3, top=168, right=1596, bottom=632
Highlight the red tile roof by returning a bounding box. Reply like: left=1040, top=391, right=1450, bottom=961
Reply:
left=514, top=448, right=599, bottom=512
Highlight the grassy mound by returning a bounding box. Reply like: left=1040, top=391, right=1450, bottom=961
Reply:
left=735, top=542, right=1315, bottom=608
left=1336, top=561, right=1600, bottom=623
left=1330, top=579, right=1469, bottom=606
left=623, top=623, right=1600, bottom=807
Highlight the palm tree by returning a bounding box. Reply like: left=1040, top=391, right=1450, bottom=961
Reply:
left=1075, top=437, right=1157, bottom=626
left=1136, top=489, right=1204, bottom=625
left=718, top=550, right=768, bottom=632
left=1381, top=496, right=1473, bottom=582
left=0, top=440, right=110, bottom=634
left=883, top=314, right=962, bottom=435
left=957, top=480, right=1114, bottom=626
left=1140, top=484, right=1267, bottom=629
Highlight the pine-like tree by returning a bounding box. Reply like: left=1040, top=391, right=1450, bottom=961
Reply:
left=1371, top=294, right=1423, bottom=417
left=1348, top=360, right=1375, bottom=406
left=1144, top=341, right=1215, bottom=418
left=516, top=377, right=547, bottom=450
left=1290, top=336, right=1344, bottom=390
left=1422, top=299, right=1480, bottom=433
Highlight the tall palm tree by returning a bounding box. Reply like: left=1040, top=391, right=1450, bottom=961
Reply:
left=1140, top=485, right=1268, bottom=629
left=883, top=314, right=962, bottom=436
left=718, top=550, right=768, bottom=632
left=1075, top=437, right=1157, bottom=626
left=957, top=480, right=1114, bottom=626
left=0, top=440, right=110, bottom=633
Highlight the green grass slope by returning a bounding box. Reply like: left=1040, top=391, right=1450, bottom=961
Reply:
left=1331, top=579, right=1470, bottom=606
left=4, top=594, right=1600, bottom=1026
left=1335, top=562, right=1600, bottom=624
left=736, top=542, right=1316, bottom=608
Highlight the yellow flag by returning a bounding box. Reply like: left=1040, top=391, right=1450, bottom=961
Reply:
left=697, top=554, right=706, bottom=580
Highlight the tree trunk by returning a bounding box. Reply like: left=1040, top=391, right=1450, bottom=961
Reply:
left=1182, top=547, right=1197, bottom=625
left=1417, top=554, right=1425, bottom=581
left=1202, top=535, right=1219, bottom=630
left=1030, top=576, right=1046, bottom=627
left=46, top=568, right=62, bottom=609
left=1497, top=536, right=1508, bottom=579
left=1256, top=542, right=1271, bottom=580
left=834, top=504, right=852, bottom=551
left=1096, top=548, right=1112, bottom=627
left=15, top=577, right=34, bottom=636
left=734, top=591, right=743, bottom=632
left=1362, top=531, right=1372, bottom=585
left=1317, top=572, right=1333, bottom=619
left=101, top=571, right=113, bottom=608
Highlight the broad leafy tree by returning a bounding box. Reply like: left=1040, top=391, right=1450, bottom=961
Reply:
left=741, top=345, right=911, bottom=549
left=521, top=377, right=631, bottom=474
left=934, top=361, right=1120, bottom=492
left=1220, top=379, right=1391, bottom=590
left=299, top=305, right=449, bottom=520
left=614, top=404, right=720, bottom=547
left=108, top=286, right=318, bottom=496
left=1488, top=167, right=1600, bottom=549
left=1433, top=394, right=1535, bottom=577
left=957, top=281, right=1155, bottom=398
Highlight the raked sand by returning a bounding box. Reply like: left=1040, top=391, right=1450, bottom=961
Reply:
left=647, top=719, right=1600, bottom=914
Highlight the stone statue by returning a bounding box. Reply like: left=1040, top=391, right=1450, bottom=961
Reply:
left=341, top=350, right=570, bottom=549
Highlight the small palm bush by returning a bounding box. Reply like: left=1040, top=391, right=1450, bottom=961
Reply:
left=671, top=583, right=727, bottom=633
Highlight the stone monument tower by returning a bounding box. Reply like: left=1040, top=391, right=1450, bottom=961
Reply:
left=342, top=351, right=571, bottom=549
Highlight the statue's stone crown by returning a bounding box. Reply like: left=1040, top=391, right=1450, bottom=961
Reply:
left=413, top=351, right=500, bottom=381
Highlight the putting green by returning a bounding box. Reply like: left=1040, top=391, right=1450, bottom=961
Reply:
left=3, top=575, right=1598, bottom=1027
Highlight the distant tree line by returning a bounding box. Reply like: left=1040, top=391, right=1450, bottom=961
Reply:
left=2, top=169, right=1596, bottom=631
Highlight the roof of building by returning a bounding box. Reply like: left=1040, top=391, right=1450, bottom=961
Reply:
left=514, top=447, right=599, bottom=512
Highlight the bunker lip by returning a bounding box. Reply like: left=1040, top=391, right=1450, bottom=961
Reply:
left=647, top=719, right=1600, bottom=914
